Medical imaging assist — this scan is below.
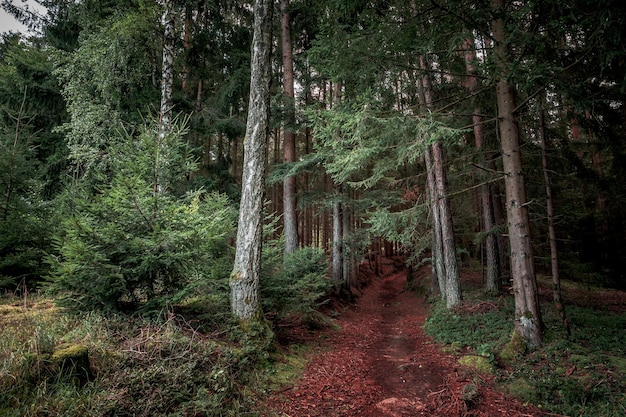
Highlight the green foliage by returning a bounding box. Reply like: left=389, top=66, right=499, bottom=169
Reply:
left=46, top=118, right=236, bottom=312
left=312, top=100, right=465, bottom=188
left=52, top=5, right=160, bottom=178
left=0, top=36, right=67, bottom=289
left=566, top=305, right=625, bottom=354
left=367, top=203, right=432, bottom=267
left=261, top=246, right=332, bottom=323
left=425, top=288, right=626, bottom=416
left=424, top=296, right=514, bottom=353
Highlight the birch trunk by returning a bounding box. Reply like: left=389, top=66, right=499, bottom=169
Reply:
left=230, top=0, right=272, bottom=323
left=492, top=0, right=542, bottom=346
left=159, top=0, right=175, bottom=132
left=156, top=0, right=175, bottom=198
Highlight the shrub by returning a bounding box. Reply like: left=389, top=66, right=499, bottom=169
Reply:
left=262, top=246, right=332, bottom=323
left=46, top=118, right=236, bottom=312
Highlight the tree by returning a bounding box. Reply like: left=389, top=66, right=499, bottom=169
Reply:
left=491, top=0, right=542, bottom=347
left=281, top=0, right=299, bottom=255
left=48, top=118, right=236, bottom=311
left=230, top=0, right=273, bottom=323
left=0, top=34, right=67, bottom=288
left=419, top=54, right=461, bottom=308
left=462, top=37, right=501, bottom=293
left=539, top=97, right=570, bottom=336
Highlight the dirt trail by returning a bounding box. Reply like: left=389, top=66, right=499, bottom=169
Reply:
left=266, top=259, right=544, bottom=417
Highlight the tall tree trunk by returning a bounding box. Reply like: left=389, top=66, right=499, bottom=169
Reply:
left=332, top=185, right=343, bottom=284
left=491, top=182, right=510, bottom=282
left=462, top=38, right=500, bottom=292
left=155, top=0, right=175, bottom=201
left=425, top=146, right=446, bottom=299
left=539, top=101, right=570, bottom=336
left=281, top=0, right=298, bottom=254
left=331, top=81, right=345, bottom=286
left=420, top=55, right=461, bottom=307
left=182, top=4, right=192, bottom=94
left=230, top=0, right=272, bottom=323
left=342, top=198, right=351, bottom=286
left=432, top=141, right=462, bottom=308
left=491, top=0, right=542, bottom=347
left=159, top=1, right=175, bottom=132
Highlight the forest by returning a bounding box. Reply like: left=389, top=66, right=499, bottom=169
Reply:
left=0, top=0, right=625, bottom=416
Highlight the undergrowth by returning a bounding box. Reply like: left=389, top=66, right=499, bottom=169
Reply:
left=0, top=244, right=334, bottom=416
left=0, top=294, right=273, bottom=416
left=424, top=286, right=626, bottom=416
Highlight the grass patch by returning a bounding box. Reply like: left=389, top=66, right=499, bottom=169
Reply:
left=0, top=294, right=278, bottom=417
left=424, top=286, right=626, bottom=417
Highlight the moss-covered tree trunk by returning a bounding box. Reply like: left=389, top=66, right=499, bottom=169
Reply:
left=230, top=0, right=272, bottom=323
left=491, top=0, right=542, bottom=347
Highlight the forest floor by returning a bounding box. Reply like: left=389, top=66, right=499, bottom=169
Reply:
left=263, top=258, right=550, bottom=417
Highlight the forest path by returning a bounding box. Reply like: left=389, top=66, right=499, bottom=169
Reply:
left=265, top=258, right=544, bottom=417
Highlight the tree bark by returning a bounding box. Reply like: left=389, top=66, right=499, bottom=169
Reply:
left=332, top=185, right=343, bottom=285
left=432, top=141, right=461, bottom=308
left=155, top=0, right=175, bottom=199
left=281, top=0, right=299, bottom=255
left=539, top=101, right=570, bottom=336
left=342, top=198, right=351, bottom=286
left=462, top=38, right=500, bottom=292
left=230, top=0, right=272, bottom=323
left=420, top=55, right=461, bottom=307
left=491, top=0, right=542, bottom=347
left=159, top=0, right=175, bottom=132
left=330, top=81, right=345, bottom=286
left=424, top=146, right=446, bottom=299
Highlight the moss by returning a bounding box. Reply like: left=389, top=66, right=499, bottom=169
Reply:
left=500, top=330, right=526, bottom=365
left=51, top=343, right=88, bottom=361
left=505, top=378, right=535, bottom=402
left=458, top=355, right=495, bottom=374
left=48, top=343, right=92, bottom=384
left=441, top=341, right=464, bottom=354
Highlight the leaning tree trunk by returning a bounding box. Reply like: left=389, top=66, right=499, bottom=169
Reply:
left=492, top=0, right=542, bottom=347
left=281, top=0, right=299, bottom=255
left=230, top=0, right=272, bottom=323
